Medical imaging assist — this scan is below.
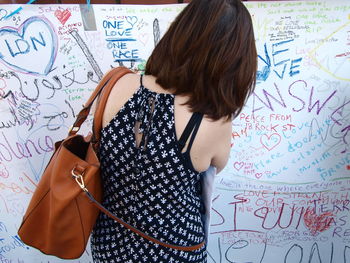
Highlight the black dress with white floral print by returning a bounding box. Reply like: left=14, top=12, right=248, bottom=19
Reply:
left=91, top=78, right=206, bottom=263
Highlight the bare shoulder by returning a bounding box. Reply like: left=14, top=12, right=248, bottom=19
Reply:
left=200, top=116, right=232, bottom=142
left=199, top=116, right=232, bottom=173
left=102, top=72, right=140, bottom=128
left=183, top=113, right=232, bottom=173
left=112, top=72, right=140, bottom=94
left=203, top=116, right=232, bottom=131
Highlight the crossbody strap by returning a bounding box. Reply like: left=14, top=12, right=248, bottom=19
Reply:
left=83, top=190, right=205, bottom=251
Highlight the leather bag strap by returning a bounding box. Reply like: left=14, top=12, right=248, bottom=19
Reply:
left=69, top=67, right=132, bottom=136
left=84, top=190, right=205, bottom=251
left=92, top=70, right=132, bottom=142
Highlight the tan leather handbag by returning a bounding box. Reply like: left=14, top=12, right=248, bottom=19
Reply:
left=17, top=67, right=132, bottom=259
left=18, top=67, right=205, bottom=259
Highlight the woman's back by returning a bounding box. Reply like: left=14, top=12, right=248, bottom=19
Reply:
left=92, top=72, right=229, bottom=262
left=92, top=0, right=257, bottom=261
left=102, top=73, right=232, bottom=173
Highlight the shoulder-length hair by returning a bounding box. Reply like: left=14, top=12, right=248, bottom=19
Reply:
left=145, top=0, right=257, bottom=120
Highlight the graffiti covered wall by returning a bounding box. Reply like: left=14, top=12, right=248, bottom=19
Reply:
left=0, top=1, right=349, bottom=262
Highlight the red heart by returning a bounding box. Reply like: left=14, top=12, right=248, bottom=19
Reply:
left=255, top=173, right=263, bottom=179
left=55, top=9, right=72, bottom=25
left=303, top=208, right=333, bottom=235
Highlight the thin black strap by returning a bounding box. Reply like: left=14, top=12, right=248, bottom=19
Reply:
left=185, top=113, right=203, bottom=154
left=178, top=112, right=203, bottom=152
left=178, top=113, right=199, bottom=151
left=140, top=74, right=144, bottom=87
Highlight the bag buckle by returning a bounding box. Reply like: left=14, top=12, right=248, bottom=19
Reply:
left=71, top=167, right=87, bottom=192
left=69, top=125, right=80, bottom=134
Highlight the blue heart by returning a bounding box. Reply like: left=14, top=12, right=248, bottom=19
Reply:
left=0, top=16, right=57, bottom=75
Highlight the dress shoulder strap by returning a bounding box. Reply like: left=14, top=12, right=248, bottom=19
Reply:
left=140, top=74, right=144, bottom=87
left=178, top=112, right=203, bottom=153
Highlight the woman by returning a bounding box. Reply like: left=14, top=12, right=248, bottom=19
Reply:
left=91, top=0, right=257, bottom=262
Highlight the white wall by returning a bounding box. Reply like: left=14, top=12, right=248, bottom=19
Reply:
left=0, top=1, right=349, bottom=262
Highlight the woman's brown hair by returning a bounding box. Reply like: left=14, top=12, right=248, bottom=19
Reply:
left=145, top=0, right=257, bottom=120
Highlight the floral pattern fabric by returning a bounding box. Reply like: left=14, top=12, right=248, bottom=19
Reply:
left=91, top=84, right=206, bottom=263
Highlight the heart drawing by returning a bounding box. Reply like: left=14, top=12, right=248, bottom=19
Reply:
left=138, top=33, right=149, bottom=46
left=126, top=16, right=138, bottom=28
left=54, top=9, right=72, bottom=26
left=0, top=16, right=57, bottom=75
left=303, top=208, right=334, bottom=236
left=255, top=172, right=263, bottom=179
left=233, top=161, right=244, bottom=171
left=260, top=133, right=281, bottom=151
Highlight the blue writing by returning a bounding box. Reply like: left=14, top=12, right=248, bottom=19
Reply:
left=289, top=58, right=302, bottom=77
left=257, top=43, right=271, bottom=82
left=30, top=31, right=46, bottom=51
left=257, top=40, right=302, bottom=81
left=103, top=20, right=123, bottom=29
left=4, top=39, right=29, bottom=57
left=272, top=39, right=293, bottom=66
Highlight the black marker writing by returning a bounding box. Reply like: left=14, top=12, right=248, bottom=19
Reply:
left=153, top=18, right=160, bottom=47
left=70, top=29, right=103, bottom=79
left=43, top=111, right=68, bottom=131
